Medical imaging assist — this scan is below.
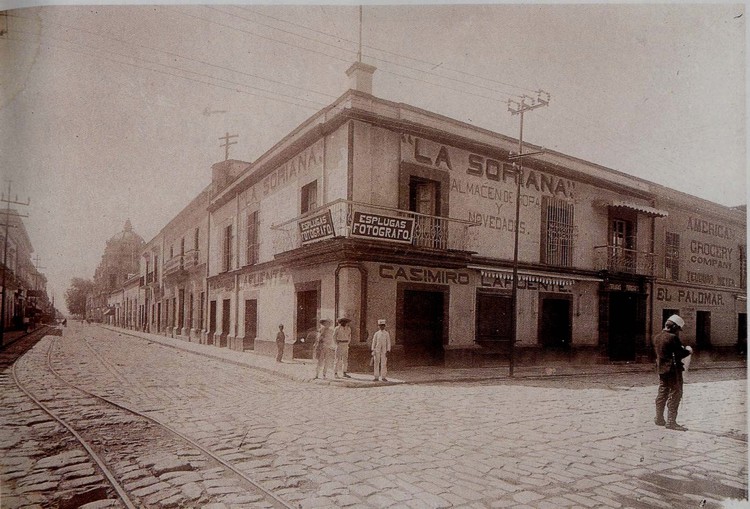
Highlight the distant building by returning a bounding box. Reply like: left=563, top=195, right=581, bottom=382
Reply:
left=0, top=211, right=51, bottom=330
left=87, top=219, right=144, bottom=322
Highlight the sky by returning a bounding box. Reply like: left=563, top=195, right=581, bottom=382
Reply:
left=0, top=3, right=746, bottom=313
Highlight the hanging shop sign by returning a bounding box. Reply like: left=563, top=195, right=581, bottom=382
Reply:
left=351, top=212, right=414, bottom=244
left=298, top=210, right=335, bottom=244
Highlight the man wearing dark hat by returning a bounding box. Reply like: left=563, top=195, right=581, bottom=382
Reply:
left=333, top=317, right=353, bottom=379
left=654, top=314, right=692, bottom=431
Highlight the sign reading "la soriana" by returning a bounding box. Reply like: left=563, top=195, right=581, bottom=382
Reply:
left=351, top=212, right=414, bottom=244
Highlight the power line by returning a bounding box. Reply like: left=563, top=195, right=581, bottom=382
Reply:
left=6, top=30, right=327, bottom=111
left=7, top=11, right=337, bottom=102
left=185, top=7, right=521, bottom=105
left=236, top=5, right=540, bottom=95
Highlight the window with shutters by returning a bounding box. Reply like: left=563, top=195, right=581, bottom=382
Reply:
left=665, top=232, right=680, bottom=280
left=246, top=210, right=259, bottom=266
left=541, top=197, right=574, bottom=266
left=223, top=224, right=233, bottom=272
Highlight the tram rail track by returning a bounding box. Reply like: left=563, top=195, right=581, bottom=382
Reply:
left=10, top=334, right=297, bottom=509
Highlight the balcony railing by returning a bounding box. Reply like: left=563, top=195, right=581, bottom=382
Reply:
left=271, top=199, right=477, bottom=254
left=183, top=249, right=200, bottom=270
left=163, top=255, right=185, bottom=276
left=593, top=245, right=656, bottom=275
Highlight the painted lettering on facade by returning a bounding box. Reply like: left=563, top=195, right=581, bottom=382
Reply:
left=687, top=217, right=736, bottom=241
left=241, top=268, right=288, bottom=288
left=655, top=287, right=725, bottom=306
left=351, top=212, right=414, bottom=243
left=242, top=140, right=323, bottom=206
left=479, top=275, right=571, bottom=293
left=299, top=210, right=335, bottom=244
left=208, top=276, right=235, bottom=292
left=379, top=264, right=470, bottom=285
left=401, top=135, right=575, bottom=198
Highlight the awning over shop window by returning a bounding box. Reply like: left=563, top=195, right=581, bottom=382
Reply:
left=103, top=308, right=115, bottom=316
left=610, top=201, right=669, bottom=218
left=468, top=265, right=603, bottom=286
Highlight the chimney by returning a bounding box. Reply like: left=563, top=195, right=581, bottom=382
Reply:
left=346, top=61, right=376, bottom=95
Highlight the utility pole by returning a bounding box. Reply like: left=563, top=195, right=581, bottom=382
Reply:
left=1, top=180, right=31, bottom=348
left=219, top=132, right=238, bottom=161
left=506, top=91, right=550, bottom=377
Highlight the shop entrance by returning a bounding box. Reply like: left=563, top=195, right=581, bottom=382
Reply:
left=540, top=297, right=571, bottom=349
left=475, top=291, right=512, bottom=345
left=401, top=288, right=446, bottom=365
left=696, top=311, right=711, bottom=350
left=220, top=299, right=230, bottom=347
left=295, top=287, right=319, bottom=358
left=208, top=300, right=216, bottom=345
left=607, top=292, right=645, bottom=361
left=244, top=299, right=257, bottom=351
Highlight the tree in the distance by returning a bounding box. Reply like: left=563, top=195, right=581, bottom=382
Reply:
left=65, top=278, right=94, bottom=318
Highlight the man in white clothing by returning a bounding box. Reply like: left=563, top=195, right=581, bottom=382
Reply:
left=371, top=319, right=391, bottom=382
left=333, top=317, right=352, bottom=379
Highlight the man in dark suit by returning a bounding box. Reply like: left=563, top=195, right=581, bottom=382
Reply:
left=654, top=314, right=692, bottom=431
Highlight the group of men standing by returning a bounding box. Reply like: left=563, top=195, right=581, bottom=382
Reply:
left=309, top=317, right=391, bottom=382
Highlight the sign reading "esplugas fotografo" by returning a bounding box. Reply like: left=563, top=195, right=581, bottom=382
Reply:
left=351, top=212, right=414, bottom=244
left=298, top=210, right=335, bottom=244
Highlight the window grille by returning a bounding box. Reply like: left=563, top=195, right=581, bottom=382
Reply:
left=541, top=197, right=574, bottom=266
left=246, top=210, right=259, bottom=265
left=223, top=224, right=233, bottom=272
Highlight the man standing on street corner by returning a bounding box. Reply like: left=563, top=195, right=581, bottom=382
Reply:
left=333, top=317, right=352, bottom=379
left=275, top=324, right=285, bottom=362
left=372, top=319, right=391, bottom=382
left=654, top=314, right=693, bottom=431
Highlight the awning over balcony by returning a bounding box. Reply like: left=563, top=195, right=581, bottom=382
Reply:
left=468, top=265, right=603, bottom=286
left=610, top=201, right=669, bottom=218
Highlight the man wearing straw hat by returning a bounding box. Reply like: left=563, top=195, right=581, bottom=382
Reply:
left=333, top=317, right=352, bottom=379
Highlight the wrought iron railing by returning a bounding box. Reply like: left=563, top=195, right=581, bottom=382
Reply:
left=163, top=255, right=184, bottom=276
left=593, top=245, right=656, bottom=275
left=271, top=199, right=477, bottom=254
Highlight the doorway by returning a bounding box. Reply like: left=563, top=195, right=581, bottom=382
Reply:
left=244, top=299, right=257, bottom=351
left=540, top=297, right=571, bottom=349
left=401, top=288, right=446, bottom=365
left=220, top=299, right=231, bottom=347
left=696, top=311, right=711, bottom=350
left=607, top=292, right=645, bottom=361
left=295, top=288, right=319, bottom=358
left=208, top=300, right=216, bottom=345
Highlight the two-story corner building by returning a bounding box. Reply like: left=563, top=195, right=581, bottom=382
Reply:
left=199, top=63, right=745, bottom=370
left=137, top=187, right=211, bottom=342
left=652, top=192, right=746, bottom=359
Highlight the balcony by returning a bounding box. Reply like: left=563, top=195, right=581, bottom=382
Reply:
left=164, top=255, right=185, bottom=277
left=271, top=199, right=477, bottom=254
left=183, top=249, right=200, bottom=271
left=593, top=245, right=656, bottom=275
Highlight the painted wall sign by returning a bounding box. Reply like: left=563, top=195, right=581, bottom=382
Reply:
left=479, top=275, right=571, bottom=293
left=208, top=275, right=235, bottom=292
left=241, top=139, right=323, bottom=206
left=298, top=210, right=335, bottom=244
left=240, top=268, right=288, bottom=288
left=400, top=135, right=575, bottom=199
left=351, top=212, right=414, bottom=244
left=676, top=214, right=743, bottom=287
left=655, top=286, right=726, bottom=307
left=379, top=264, right=470, bottom=285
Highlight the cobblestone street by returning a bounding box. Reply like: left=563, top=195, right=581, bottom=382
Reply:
left=1, top=324, right=747, bottom=508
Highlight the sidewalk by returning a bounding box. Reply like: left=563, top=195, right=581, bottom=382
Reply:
left=101, top=325, right=746, bottom=387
